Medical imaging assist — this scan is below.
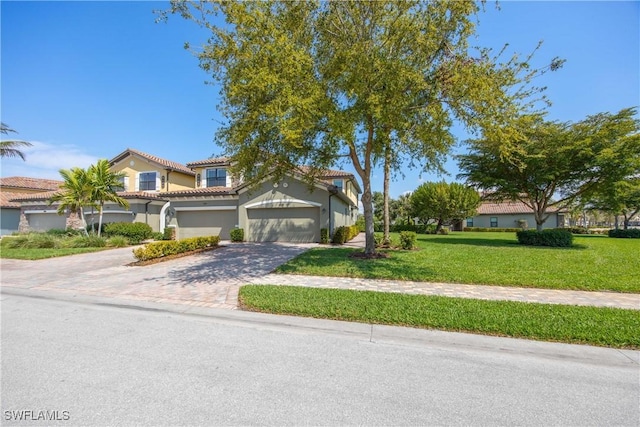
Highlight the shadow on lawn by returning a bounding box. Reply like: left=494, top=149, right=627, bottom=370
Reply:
left=419, top=235, right=587, bottom=250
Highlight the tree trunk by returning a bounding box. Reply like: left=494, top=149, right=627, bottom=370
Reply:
left=361, top=180, right=376, bottom=255
left=98, top=203, right=104, bottom=237
left=79, top=208, right=89, bottom=236
left=383, top=143, right=391, bottom=245
left=435, top=218, right=443, bottom=233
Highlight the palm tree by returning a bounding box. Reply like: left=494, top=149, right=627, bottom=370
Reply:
left=49, top=167, right=95, bottom=235
left=1, top=122, right=33, bottom=160
left=89, top=159, right=129, bottom=237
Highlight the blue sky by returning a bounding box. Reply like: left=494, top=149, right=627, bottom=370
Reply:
left=1, top=1, right=638, bottom=199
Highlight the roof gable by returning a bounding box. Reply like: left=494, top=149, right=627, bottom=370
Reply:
left=109, top=148, right=195, bottom=176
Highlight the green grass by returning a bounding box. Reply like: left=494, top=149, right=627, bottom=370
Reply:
left=239, top=285, right=640, bottom=349
left=276, top=232, right=640, bottom=293
left=0, top=246, right=107, bottom=260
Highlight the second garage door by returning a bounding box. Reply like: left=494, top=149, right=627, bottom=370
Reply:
left=247, top=207, right=319, bottom=243
left=176, top=210, right=236, bottom=240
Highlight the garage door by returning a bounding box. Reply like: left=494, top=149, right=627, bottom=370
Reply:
left=247, top=207, right=319, bottom=243
left=27, top=213, right=66, bottom=232
left=177, top=210, right=236, bottom=240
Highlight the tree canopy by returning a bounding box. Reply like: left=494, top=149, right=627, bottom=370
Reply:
left=458, top=108, right=640, bottom=231
left=1, top=122, right=33, bottom=161
left=410, top=181, right=480, bottom=232
left=164, top=0, right=557, bottom=253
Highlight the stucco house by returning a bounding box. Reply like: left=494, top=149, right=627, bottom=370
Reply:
left=11, top=148, right=360, bottom=243
left=465, top=200, right=567, bottom=230
left=0, top=177, right=63, bottom=235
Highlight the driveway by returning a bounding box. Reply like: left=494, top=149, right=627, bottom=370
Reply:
left=0, top=242, right=314, bottom=309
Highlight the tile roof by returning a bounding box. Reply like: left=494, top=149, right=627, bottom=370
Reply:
left=186, top=157, right=230, bottom=167
left=0, top=191, right=29, bottom=208
left=118, top=191, right=167, bottom=200
left=163, top=187, right=235, bottom=197
left=110, top=148, right=195, bottom=176
left=0, top=176, right=63, bottom=191
left=478, top=201, right=561, bottom=215
left=8, top=190, right=60, bottom=202
left=296, top=165, right=355, bottom=179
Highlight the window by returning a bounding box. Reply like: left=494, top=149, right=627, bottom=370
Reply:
left=490, top=217, right=498, bottom=228
left=117, top=176, right=129, bottom=192
left=206, top=168, right=227, bottom=187
left=466, top=218, right=473, bottom=227
left=139, top=172, right=156, bottom=191
left=333, top=179, right=343, bottom=191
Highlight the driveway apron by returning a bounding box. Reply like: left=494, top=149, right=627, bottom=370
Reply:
left=0, top=243, right=313, bottom=309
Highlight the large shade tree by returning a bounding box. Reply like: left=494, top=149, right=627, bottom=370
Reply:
left=1, top=122, right=33, bottom=160
left=458, top=108, right=640, bottom=231
left=410, top=181, right=480, bottom=232
left=163, top=0, right=557, bottom=254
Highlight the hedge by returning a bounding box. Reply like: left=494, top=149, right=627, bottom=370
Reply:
left=608, top=228, right=640, bottom=239
left=516, top=229, right=573, bottom=247
left=464, top=227, right=521, bottom=232
left=103, top=222, right=153, bottom=244
left=320, top=228, right=329, bottom=244
left=132, top=235, right=220, bottom=261
left=399, top=231, right=417, bottom=249
left=332, top=225, right=359, bottom=244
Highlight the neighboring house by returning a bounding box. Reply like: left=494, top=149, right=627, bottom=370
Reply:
left=465, top=201, right=567, bottom=230
left=11, top=148, right=360, bottom=243
left=0, top=177, right=63, bottom=235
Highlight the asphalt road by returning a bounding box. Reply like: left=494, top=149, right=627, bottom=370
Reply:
left=2, top=294, right=638, bottom=426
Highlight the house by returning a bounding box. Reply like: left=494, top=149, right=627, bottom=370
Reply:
left=0, top=177, right=63, bottom=235
left=11, top=148, right=360, bottom=243
left=464, top=200, right=567, bottom=230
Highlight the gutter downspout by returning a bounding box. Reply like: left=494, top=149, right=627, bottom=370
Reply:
left=327, top=185, right=339, bottom=238
left=144, top=200, right=152, bottom=225
left=165, top=169, right=172, bottom=192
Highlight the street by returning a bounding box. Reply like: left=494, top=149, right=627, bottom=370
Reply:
left=2, top=294, right=638, bottom=426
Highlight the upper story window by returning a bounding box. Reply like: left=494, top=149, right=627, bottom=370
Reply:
left=117, top=176, right=129, bottom=192
left=206, top=168, right=227, bottom=187
left=333, top=179, right=343, bottom=192
left=139, top=172, right=157, bottom=191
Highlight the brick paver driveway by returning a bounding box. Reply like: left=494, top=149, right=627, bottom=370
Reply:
left=0, top=242, right=314, bottom=309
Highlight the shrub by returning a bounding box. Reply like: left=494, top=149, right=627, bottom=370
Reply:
left=103, top=222, right=153, bottom=244
left=608, top=228, right=640, bottom=238
left=567, top=227, right=592, bottom=235
left=320, top=228, right=329, bottom=244
left=516, top=229, right=573, bottom=247
left=46, top=228, right=83, bottom=237
left=230, top=228, right=244, bottom=242
left=389, top=224, right=436, bottom=234
left=332, top=226, right=348, bottom=244
left=132, top=235, right=220, bottom=261
left=163, top=227, right=175, bottom=240
left=2, top=233, right=59, bottom=249
left=464, top=227, right=522, bottom=232
left=438, top=227, right=449, bottom=235
left=86, top=223, right=106, bottom=235
left=150, top=232, right=164, bottom=240
left=355, top=216, right=365, bottom=232
left=68, top=235, right=107, bottom=248
left=346, top=225, right=359, bottom=241
left=107, top=235, right=129, bottom=247
left=399, top=231, right=417, bottom=250
left=373, top=233, right=383, bottom=247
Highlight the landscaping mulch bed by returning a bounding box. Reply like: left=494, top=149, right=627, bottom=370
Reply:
left=127, top=245, right=224, bottom=267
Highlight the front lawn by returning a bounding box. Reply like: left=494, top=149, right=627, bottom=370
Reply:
left=239, top=285, right=640, bottom=349
left=276, top=232, right=640, bottom=293
left=0, top=247, right=108, bottom=260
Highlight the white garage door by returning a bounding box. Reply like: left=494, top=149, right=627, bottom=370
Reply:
left=27, top=213, right=66, bottom=232
left=177, top=211, right=236, bottom=240
left=247, top=207, right=319, bottom=243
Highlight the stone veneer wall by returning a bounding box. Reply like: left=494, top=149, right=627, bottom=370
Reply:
left=18, top=204, right=79, bottom=233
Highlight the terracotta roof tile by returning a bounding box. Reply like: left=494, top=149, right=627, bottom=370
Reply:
left=8, top=190, right=60, bottom=202
left=0, top=176, right=63, bottom=191
left=477, top=201, right=561, bottom=215
left=0, top=191, right=29, bottom=208
left=186, top=157, right=230, bottom=167
left=110, top=148, right=195, bottom=176
left=118, top=191, right=167, bottom=200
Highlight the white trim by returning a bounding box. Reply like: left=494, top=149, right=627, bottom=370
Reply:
left=245, top=199, right=321, bottom=209
left=173, top=206, right=237, bottom=212
left=84, top=210, right=134, bottom=215
left=24, top=210, right=58, bottom=214
left=159, top=201, right=171, bottom=231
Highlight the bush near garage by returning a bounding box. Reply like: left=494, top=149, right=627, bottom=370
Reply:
left=103, top=222, right=153, bottom=244
left=464, top=227, right=522, bottom=232
left=132, top=235, right=220, bottom=261
left=516, top=229, right=573, bottom=247
left=608, top=228, right=640, bottom=238
left=320, top=228, right=329, bottom=244
left=332, top=225, right=359, bottom=244
left=230, top=228, right=245, bottom=242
